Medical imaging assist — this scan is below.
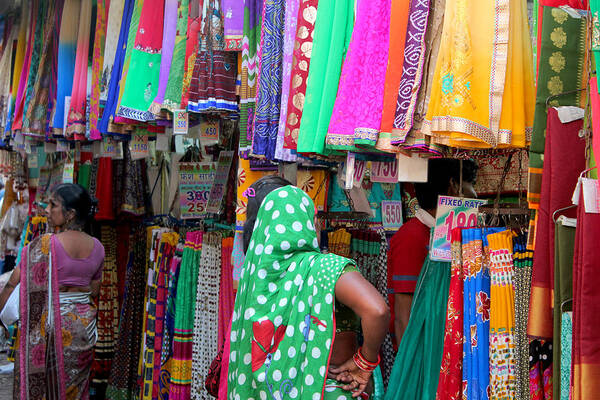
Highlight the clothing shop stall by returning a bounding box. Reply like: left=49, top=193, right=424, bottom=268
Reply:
left=0, top=0, right=597, bottom=399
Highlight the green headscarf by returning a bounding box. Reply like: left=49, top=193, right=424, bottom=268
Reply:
left=228, top=185, right=354, bottom=399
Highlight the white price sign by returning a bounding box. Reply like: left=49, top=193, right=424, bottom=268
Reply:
left=371, top=160, right=398, bottom=183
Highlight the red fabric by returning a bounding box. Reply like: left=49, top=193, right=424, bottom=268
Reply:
left=115, top=223, right=131, bottom=311
left=528, top=108, right=584, bottom=340
left=219, top=237, right=235, bottom=347
left=387, top=217, right=430, bottom=294
left=436, top=228, right=463, bottom=400
left=95, top=157, right=114, bottom=221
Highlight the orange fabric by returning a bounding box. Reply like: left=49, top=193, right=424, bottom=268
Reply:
left=379, top=0, right=410, bottom=135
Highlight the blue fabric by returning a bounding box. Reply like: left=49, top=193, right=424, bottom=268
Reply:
left=98, top=0, right=134, bottom=135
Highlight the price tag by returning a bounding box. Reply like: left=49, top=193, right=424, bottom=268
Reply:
left=63, top=96, right=71, bottom=132
left=56, top=140, right=69, bottom=153
left=27, top=154, right=38, bottom=169
left=430, top=196, right=487, bottom=261
left=381, top=200, right=404, bottom=230
left=206, top=151, right=235, bottom=214
left=102, top=136, right=117, bottom=158
left=354, top=160, right=366, bottom=186
left=178, top=162, right=217, bottom=219
left=344, top=153, right=356, bottom=190
left=173, top=109, right=189, bottom=135
left=130, top=133, right=149, bottom=160
left=371, top=161, right=398, bottom=183
left=200, top=119, right=220, bottom=141
left=62, top=162, right=75, bottom=184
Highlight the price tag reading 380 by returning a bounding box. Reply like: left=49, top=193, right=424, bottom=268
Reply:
left=430, top=195, right=487, bottom=261
left=179, top=162, right=216, bottom=219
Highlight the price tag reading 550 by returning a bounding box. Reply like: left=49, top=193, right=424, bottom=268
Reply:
left=430, top=195, right=487, bottom=261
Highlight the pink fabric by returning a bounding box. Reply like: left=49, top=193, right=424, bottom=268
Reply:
left=218, top=238, right=235, bottom=346
left=54, top=237, right=105, bottom=286
left=591, top=78, right=600, bottom=173
left=218, top=323, right=232, bottom=400
left=325, top=0, right=391, bottom=148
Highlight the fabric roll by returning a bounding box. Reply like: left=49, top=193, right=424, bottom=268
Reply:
left=384, top=258, right=451, bottom=400
left=325, top=0, right=391, bottom=151
left=527, top=6, right=586, bottom=208
left=528, top=108, right=584, bottom=341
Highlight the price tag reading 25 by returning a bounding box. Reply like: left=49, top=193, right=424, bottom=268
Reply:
left=178, top=162, right=216, bottom=219
left=430, top=196, right=487, bottom=261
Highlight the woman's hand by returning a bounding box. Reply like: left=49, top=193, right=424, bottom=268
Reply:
left=328, top=358, right=372, bottom=398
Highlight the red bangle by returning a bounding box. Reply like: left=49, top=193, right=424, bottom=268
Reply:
left=352, top=347, right=380, bottom=372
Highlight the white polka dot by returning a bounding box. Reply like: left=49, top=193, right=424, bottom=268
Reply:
left=244, top=353, right=252, bottom=365
left=238, top=373, right=246, bottom=384
left=250, top=264, right=256, bottom=274
left=289, top=262, right=297, bottom=272
left=292, top=221, right=302, bottom=231
left=276, top=224, right=286, bottom=234
left=286, top=325, right=295, bottom=337
left=313, top=393, right=321, bottom=400
left=325, top=339, right=331, bottom=349
left=274, top=350, right=281, bottom=361
left=231, top=331, right=237, bottom=342
left=312, top=238, right=319, bottom=248
left=314, top=303, right=321, bottom=314
left=308, top=276, right=314, bottom=286
left=244, top=308, right=256, bottom=319
left=302, top=197, right=310, bottom=206
left=273, top=261, right=281, bottom=270
left=272, top=210, right=280, bottom=219
left=318, top=323, right=326, bottom=332
left=325, top=294, right=333, bottom=304
left=255, top=244, right=264, bottom=255
left=249, top=240, right=255, bottom=250
left=307, top=221, right=314, bottom=230
left=281, top=241, right=290, bottom=250
left=265, top=200, right=274, bottom=210
left=288, top=347, right=296, bottom=358
left=289, top=388, right=298, bottom=398
left=301, top=342, right=307, bottom=353
left=305, top=374, right=314, bottom=385
left=286, top=204, right=295, bottom=214
left=258, top=269, right=267, bottom=279
left=319, top=366, right=326, bottom=377
left=273, top=369, right=282, bottom=381
left=294, top=274, right=303, bottom=286
left=257, top=372, right=266, bottom=382
left=274, top=315, right=283, bottom=325
left=260, top=391, right=267, bottom=400
left=234, top=394, right=240, bottom=400
left=284, top=281, right=292, bottom=291
left=284, top=254, right=292, bottom=259
left=278, top=190, right=288, bottom=198
left=309, top=330, right=315, bottom=341
left=271, top=303, right=276, bottom=312
left=312, top=347, right=321, bottom=359
left=264, top=245, right=273, bottom=255
left=298, top=239, right=306, bottom=247
left=268, top=282, right=277, bottom=292
left=264, top=226, right=270, bottom=236
left=257, top=295, right=267, bottom=304
left=279, top=298, right=288, bottom=307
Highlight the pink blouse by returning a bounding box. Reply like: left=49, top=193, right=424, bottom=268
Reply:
left=54, top=237, right=105, bottom=287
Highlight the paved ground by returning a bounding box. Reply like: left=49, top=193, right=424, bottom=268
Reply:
left=0, top=351, right=13, bottom=399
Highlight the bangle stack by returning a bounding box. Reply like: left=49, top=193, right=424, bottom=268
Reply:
left=352, top=347, right=380, bottom=372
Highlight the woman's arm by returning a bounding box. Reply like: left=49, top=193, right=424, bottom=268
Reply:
left=0, top=267, right=20, bottom=312
left=329, top=270, right=390, bottom=396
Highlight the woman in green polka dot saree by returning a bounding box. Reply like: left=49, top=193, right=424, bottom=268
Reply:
left=227, top=178, right=390, bottom=399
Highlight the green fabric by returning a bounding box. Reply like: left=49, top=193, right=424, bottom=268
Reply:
left=297, top=0, right=354, bottom=155
left=553, top=221, right=576, bottom=397
left=384, top=257, right=451, bottom=400
left=592, top=1, right=600, bottom=93
left=77, top=163, right=91, bottom=190
left=228, top=186, right=354, bottom=399
left=528, top=6, right=586, bottom=200
left=119, top=48, right=162, bottom=119
left=163, top=0, right=188, bottom=110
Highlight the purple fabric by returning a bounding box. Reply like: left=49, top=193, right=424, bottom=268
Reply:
left=274, top=0, right=299, bottom=162
left=223, top=0, right=244, bottom=39
left=152, top=0, right=178, bottom=107
left=54, top=237, right=105, bottom=286
left=392, top=0, right=431, bottom=142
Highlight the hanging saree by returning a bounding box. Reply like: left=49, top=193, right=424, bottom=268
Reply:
left=273, top=0, right=298, bottom=162
left=529, top=108, right=584, bottom=342
left=106, top=226, right=148, bottom=400
left=169, top=231, right=202, bottom=400
left=117, top=0, right=164, bottom=122
left=296, top=0, right=354, bottom=155
left=228, top=186, right=361, bottom=399
left=424, top=0, right=535, bottom=149
left=385, top=257, right=450, bottom=400
left=375, top=0, right=410, bottom=152
left=219, top=237, right=235, bottom=348
left=191, top=232, right=221, bottom=400
left=180, top=0, right=200, bottom=109
left=251, top=0, right=285, bottom=160
left=17, top=234, right=97, bottom=399
left=487, top=230, right=516, bottom=399
left=89, top=0, right=108, bottom=140
left=239, top=0, right=263, bottom=157
left=436, top=229, right=463, bottom=400
left=99, top=0, right=125, bottom=107
left=571, top=194, right=600, bottom=400
left=162, top=0, right=189, bottom=111
left=325, top=0, right=390, bottom=151
left=527, top=6, right=586, bottom=208
left=282, top=0, right=318, bottom=155
left=66, top=0, right=94, bottom=138
left=0, top=20, right=16, bottom=131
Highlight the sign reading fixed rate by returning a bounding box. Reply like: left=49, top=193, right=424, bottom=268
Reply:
left=179, top=162, right=216, bottom=219
left=430, top=196, right=487, bottom=261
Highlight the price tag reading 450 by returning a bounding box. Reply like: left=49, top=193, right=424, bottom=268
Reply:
left=430, top=196, right=487, bottom=261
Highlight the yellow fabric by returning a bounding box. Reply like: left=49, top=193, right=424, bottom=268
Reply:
left=424, top=0, right=534, bottom=149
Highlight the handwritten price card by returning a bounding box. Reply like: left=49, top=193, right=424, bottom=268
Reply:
left=371, top=160, right=398, bottom=183
left=200, top=119, right=220, bottom=141
left=430, top=196, right=487, bottom=261
left=173, top=110, right=189, bottom=135
left=381, top=200, right=403, bottom=230
left=130, top=133, right=149, bottom=160
left=62, top=162, right=75, bottom=184
left=102, top=136, right=118, bottom=158
left=206, top=151, right=234, bottom=214
left=179, top=162, right=216, bottom=219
